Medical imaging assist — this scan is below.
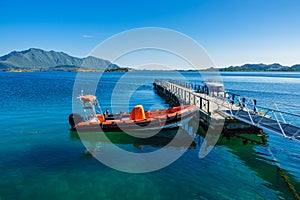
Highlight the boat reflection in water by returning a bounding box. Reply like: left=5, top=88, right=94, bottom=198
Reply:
left=70, top=126, right=197, bottom=155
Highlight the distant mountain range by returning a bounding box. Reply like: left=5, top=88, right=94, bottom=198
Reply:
left=210, top=63, right=300, bottom=72
left=0, top=48, right=122, bottom=71
left=0, top=48, right=299, bottom=72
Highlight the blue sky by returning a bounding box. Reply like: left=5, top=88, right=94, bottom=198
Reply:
left=1, top=0, right=300, bottom=68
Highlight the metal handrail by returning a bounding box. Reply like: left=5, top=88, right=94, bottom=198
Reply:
left=209, top=94, right=300, bottom=140
left=154, top=80, right=210, bottom=114
left=155, top=79, right=300, bottom=141
left=163, top=79, right=300, bottom=118
left=165, top=79, right=300, bottom=109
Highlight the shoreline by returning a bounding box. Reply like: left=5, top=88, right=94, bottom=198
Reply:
left=2, top=69, right=300, bottom=73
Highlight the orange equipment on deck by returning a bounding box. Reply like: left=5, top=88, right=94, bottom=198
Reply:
left=130, top=105, right=146, bottom=120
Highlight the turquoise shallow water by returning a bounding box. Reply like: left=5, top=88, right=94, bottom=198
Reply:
left=0, top=71, right=300, bottom=199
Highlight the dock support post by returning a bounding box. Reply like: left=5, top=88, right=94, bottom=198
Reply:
left=253, top=99, right=257, bottom=113
left=242, top=97, right=246, bottom=108
left=207, top=101, right=210, bottom=114
left=231, top=94, right=235, bottom=104
left=200, top=97, right=202, bottom=110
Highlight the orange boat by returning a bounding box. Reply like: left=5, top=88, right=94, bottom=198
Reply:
left=69, top=94, right=199, bottom=132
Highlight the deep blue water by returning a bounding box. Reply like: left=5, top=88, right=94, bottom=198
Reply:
left=0, top=71, right=299, bottom=199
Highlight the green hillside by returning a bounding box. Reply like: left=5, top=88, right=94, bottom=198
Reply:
left=0, top=48, right=121, bottom=71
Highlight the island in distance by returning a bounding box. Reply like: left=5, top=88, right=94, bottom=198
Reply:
left=204, top=63, right=300, bottom=72
left=0, top=48, right=299, bottom=72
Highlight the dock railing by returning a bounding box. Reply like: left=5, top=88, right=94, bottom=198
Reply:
left=154, top=80, right=211, bottom=114
left=156, top=79, right=300, bottom=142
left=213, top=94, right=300, bottom=141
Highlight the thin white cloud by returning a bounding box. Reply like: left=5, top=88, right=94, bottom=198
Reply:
left=82, top=35, right=94, bottom=39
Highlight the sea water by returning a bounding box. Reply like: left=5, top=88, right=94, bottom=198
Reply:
left=0, top=71, right=299, bottom=199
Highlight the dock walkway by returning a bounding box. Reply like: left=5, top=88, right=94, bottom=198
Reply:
left=153, top=80, right=300, bottom=142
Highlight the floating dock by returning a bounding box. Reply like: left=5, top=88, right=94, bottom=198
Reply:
left=153, top=80, right=300, bottom=143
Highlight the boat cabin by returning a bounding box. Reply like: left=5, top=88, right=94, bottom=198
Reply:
left=203, top=82, right=225, bottom=97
